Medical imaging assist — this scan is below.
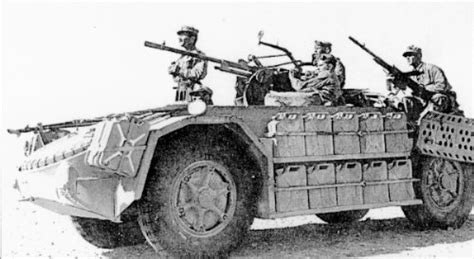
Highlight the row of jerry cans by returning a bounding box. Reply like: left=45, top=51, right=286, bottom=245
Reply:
left=272, top=112, right=413, bottom=157
left=275, top=159, right=415, bottom=212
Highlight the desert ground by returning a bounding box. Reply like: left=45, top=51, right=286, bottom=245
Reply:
left=2, top=197, right=473, bottom=258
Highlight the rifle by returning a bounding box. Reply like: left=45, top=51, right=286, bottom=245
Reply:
left=145, top=41, right=255, bottom=78
left=348, top=36, right=431, bottom=99
left=7, top=119, right=102, bottom=135
left=7, top=105, right=188, bottom=135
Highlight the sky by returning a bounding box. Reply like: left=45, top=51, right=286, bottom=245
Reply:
left=2, top=1, right=473, bottom=130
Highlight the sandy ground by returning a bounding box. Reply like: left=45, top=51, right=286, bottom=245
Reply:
left=1, top=136, right=473, bottom=258
left=2, top=196, right=473, bottom=258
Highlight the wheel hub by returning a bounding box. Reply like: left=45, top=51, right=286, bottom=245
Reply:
left=440, top=173, right=457, bottom=192
left=198, top=189, right=215, bottom=208
left=171, top=161, right=236, bottom=237
left=426, top=158, right=462, bottom=209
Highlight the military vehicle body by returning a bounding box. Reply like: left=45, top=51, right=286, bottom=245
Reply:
left=10, top=36, right=473, bottom=257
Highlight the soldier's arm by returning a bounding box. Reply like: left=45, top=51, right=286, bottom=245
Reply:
left=335, top=60, right=345, bottom=82
left=288, top=70, right=306, bottom=91
left=168, top=61, right=179, bottom=75
left=424, top=65, right=449, bottom=93
left=296, top=75, right=332, bottom=92
left=182, top=58, right=208, bottom=81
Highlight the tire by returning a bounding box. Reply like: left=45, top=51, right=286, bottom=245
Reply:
left=71, top=215, right=145, bottom=248
left=138, top=128, right=259, bottom=257
left=402, top=156, right=472, bottom=229
left=317, top=209, right=369, bottom=224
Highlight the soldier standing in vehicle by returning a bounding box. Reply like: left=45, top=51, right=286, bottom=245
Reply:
left=386, top=45, right=461, bottom=120
left=288, top=53, right=342, bottom=106
left=168, top=26, right=209, bottom=102
left=312, top=41, right=346, bottom=88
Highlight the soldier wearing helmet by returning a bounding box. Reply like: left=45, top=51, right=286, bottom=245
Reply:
left=168, top=26, right=210, bottom=103
left=312, top=40, right=346, bottom=88
left=387, top=45, right=461, bottom=120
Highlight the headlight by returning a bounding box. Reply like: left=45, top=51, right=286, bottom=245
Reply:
left=187, top=99, right=207, bottom=115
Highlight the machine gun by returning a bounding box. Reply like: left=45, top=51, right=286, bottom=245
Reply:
left=145, top=41, right=256, bottom=78
left=146, top=31, right=312, bottom=79
left=145, top=33, right=311, bottom=105
left=348, top=36, right=431, bottom=99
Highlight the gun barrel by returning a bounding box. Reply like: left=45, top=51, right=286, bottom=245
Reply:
left=348, top=36, right=384, bottom=63
left=7, top=120, right=102, bottom=135
left=214, top=66, right=252, bottom=77
left=144, top=41, right=255, bottom=72
left=349, top=36, right=429, bottom=98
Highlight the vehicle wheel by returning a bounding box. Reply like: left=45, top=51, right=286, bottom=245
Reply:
left=138, top=129, right=259, bottom=257
left=402, top=157, right=472, bottom=229
left=317, top=209, right=369, bottom=224
left=71, top=215, right=145, bottom=248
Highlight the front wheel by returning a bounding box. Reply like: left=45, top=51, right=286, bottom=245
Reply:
left=402, top=157, right=472, bottom=229
left=71, top=215, right=145, bottom=248
left=317, top=209, right=369, bottom=224
left=138, top=131, right=259, bottom=257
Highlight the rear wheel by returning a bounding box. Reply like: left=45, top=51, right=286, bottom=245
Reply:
left=402, top=157, right=472, bottom=229
left=317, top=209, right=369, bottom=224
left=138, top=129, right=259, bottom=257
left=71, top=215, right=145, bottom=248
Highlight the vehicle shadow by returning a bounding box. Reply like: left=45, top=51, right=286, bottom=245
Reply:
left=101, top=215, right=474, bottom=258
left=233, top=215, right=474, bottom=257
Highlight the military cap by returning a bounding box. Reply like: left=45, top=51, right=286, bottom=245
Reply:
left=402, top=45, right=422, bottom=57
left=314, top=40, right=332, bottom=48
left=177, top=25, right=199, bottom=36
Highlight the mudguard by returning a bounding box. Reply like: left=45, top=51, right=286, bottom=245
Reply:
left=15, top=113, right=268, bottom=222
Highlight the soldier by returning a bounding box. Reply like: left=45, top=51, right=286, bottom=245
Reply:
left=312, top=41, right=346, bottom=88
left=168, top=26, right=209, bottom=103
left=386, top=45, right=461, bottom=120
left=288, top=54, right=342, bottom=106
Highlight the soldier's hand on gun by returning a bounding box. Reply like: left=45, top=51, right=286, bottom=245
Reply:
left=303, top=70, right=316, bottom=79
left=289, top=69, right=297, bottom=78
left=385, top=72, right=407, bottom=91
left=383, top=92, right=402, bottom=109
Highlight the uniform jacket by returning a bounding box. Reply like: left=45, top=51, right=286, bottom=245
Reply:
left=290, top=70, right=342, bottom=102
left=170, top=48, right=208, bottom=86
left=411, top=62, right=452, bottom=94
left=335, top=58, right=345, bottom=87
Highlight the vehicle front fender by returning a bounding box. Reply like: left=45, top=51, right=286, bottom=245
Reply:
left=118, top=114, right=271, bottom=210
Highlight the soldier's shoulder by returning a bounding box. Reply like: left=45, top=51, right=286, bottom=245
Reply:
left=423, top=62, right=440, bottom=69
left=423, top=62, right=444, bottom=72
left=335, top=57, right=344, bottom=64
